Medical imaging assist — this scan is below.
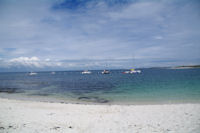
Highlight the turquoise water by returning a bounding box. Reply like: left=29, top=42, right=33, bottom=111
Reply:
left=0, top=68, right=200, bottom=104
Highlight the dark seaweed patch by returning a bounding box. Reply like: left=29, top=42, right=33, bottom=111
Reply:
left=96, top=98, right=109, bottom=103
left=0, top=127, right=5, bottom=130
left=78, top=96, right=90, bottom=100
left=78, top=96, right=109, bottom=103
left=28, top=93, right=50, bottom=96
left=0, top=87, right=22, bottom=94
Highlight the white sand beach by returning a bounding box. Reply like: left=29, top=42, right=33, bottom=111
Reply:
left=0, top=98, right=200, bottom=133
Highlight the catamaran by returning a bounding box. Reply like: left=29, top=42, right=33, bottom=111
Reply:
left=130, top=69, right=141, bottom=73
left=123, top=55, right=141, bottom=74
left=123, top=69, right=141, bottom=74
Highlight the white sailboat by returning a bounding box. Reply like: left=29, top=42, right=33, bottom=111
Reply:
left=123, top=56, right=141, bottom=74
left=123, top=68, right=141, bottom=74
left=101, top=61, right=110, bottom=74
left=130, top=69, right=141, bottom=73
left=101, top=70, right=110, bottom=74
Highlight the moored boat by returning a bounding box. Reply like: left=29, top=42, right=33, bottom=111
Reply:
left=29, top=72, right=37, bottom=75
left=81, top=70, right=92, bottom=74
left=102, top=70, right=110, bottom=74
left=123, top=69, right=141, bottom=74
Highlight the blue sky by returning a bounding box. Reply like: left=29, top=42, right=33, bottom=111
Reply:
left=0, top=0, right=200, bottom=71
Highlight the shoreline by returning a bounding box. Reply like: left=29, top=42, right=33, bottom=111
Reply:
left=1, top=93, right=200, bottom=106
left=0, top=98, right=200, bottom=133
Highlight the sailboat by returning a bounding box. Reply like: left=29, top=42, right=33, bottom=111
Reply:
left=123, top=56, right=141, bottom=74
left=101, top=60, right=110, bottom=74
left=130, top=69, right=141, bottom=73
left=102, top=70, right=110, bottom=74
left=123, top=68, right=141, bottom=74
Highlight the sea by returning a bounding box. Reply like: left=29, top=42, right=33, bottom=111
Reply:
left=0, top=68, right=200, bottom=104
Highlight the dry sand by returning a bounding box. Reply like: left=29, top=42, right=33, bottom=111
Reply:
left=0, top=98, right=200, bottom=133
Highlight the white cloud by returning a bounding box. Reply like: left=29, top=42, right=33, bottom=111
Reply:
left=154, top=36, right=163, bottom=40
left=10, top=56, right=39, bottom=62
left=0, top=57, right=126, bottom=70
left=9, top=57, right=41, bottom=68
left=0, top=56, right=62, bottom=68
left=45, top=58, right=51, bottom=61
left=109, top=2, right=164, bottom=20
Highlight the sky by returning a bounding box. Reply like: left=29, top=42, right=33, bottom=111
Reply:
left=0, top=0, right=200, bottom=71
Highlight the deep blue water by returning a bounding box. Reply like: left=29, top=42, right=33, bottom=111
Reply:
left=0, top=68, right=200, bottom=104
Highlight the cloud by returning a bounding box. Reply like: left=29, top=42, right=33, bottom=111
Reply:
left=0, top=0, right=200, bottom=71
left=9, top=57, right=41, bottom=68
left=0, top=57, right=124, bottom=71
left=109, top=1, right=164, bottom=20
left=154, top=36, right=163, bottom=40
left=0, top=56, right=62, bottom=69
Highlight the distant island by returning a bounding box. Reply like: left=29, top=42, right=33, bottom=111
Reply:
left=173, top=65, right=200, bottom=69
left=151, top=65, right=200, bottom=69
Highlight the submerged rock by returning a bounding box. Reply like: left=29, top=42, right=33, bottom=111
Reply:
left=78, top=96, right=109, bottom=103
left=0, top=127, right=5, bottom=130
left=29, top=93, right=50, bottom=96
left=51, top=126, right=60, bottom=130
left=0, top=87, right=18, bottom=93
left=78, top=97, right=91, bottom=100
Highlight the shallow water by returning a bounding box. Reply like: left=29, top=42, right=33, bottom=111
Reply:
left=0, top=68, right=200, bottom=104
